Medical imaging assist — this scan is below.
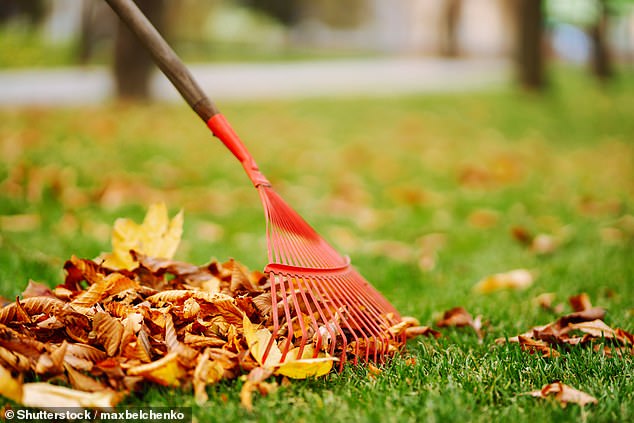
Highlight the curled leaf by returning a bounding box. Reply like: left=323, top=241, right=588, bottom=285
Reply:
left=569, top=293, right=592, bottom=312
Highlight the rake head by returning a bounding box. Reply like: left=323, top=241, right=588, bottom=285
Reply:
left=209, top=115, right=405, bottom=368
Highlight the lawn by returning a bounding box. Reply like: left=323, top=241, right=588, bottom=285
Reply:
left=0, top=69, right=633, bottom=422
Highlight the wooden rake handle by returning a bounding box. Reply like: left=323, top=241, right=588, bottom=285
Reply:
left=105, top=0, right=268, bottom=186
left=105, top=0, right=218, bottom=121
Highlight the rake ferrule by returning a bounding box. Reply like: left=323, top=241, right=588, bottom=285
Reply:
left=207, top=114, right=271, bottom=188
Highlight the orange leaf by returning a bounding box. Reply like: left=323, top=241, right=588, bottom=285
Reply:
left=569, top=293, right=592, bottom=312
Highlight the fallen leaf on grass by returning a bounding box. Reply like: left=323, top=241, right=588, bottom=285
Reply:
left=473, top=269, right=534, bottom=293
left=511, top=227, right=560, bottom=255
left=436, top=307, right=484, bottom=341
left=569, top=293, right=592, bottom=312
left=405, top=326, right=441, bottom=339
left=518, top=336, right=560, bottom=358
left=388, top=316, right=441, bottom=339
left=498, top=294, right=633, bottom=357
left=526, top=382, right=597, bottom=407
left=240, top=367, right=277, bottom=412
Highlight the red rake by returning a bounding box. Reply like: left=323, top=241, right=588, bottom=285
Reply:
left=106, top=0, right=404, bottom=367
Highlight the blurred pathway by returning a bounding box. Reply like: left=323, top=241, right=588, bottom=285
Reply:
left=0, top=57, right=510, bottom=106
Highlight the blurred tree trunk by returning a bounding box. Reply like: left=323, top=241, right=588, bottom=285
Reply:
left=590, top=0, right=613, bottom=81
left=78, top=1, right=113, bottom=65
left=240, top=0, right=305, bottom=26
left=113, top=0, right=166, bottom=100
left=516, top=0, right=545, bottom=90
left=440, top=0, right=462, bottom=57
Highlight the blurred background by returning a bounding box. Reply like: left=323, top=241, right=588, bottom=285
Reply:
left=1, top=0, right=633, bottom=102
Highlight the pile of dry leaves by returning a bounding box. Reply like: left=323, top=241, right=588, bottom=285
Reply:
left=0, top=204, right=422, bottom=411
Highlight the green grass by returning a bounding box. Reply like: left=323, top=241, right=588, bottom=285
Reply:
left=1, top=69, right=633, bottom=422
left=0, top=26, right=77, bottom=69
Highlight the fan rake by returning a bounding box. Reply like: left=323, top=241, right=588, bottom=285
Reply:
left=106, top=0, right=405, bottom=367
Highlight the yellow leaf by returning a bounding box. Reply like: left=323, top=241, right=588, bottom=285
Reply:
left=473, top=269, right=535, bottom=293
left=243, top=315, right=335, bottom=379
left=275, top=355, right=334, bottom=379
left=0, top=364, right=23, bottom=403
left=242, top=314, right=282, bottom=367
left=101, top=203, right=183, bottom=270
left=127, top=352, right=185, bottom=387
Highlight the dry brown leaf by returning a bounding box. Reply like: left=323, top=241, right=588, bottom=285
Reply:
left=518, top=336, right=560, bottom=358
left=436, top=307, right=473, bottom=327
left=193, top=349, right=225, bottom=405
left=64, top=363, right=109, bottom=392
left=405, top=326, right=442, bottom=339
left=569, top=293, right=592, bottom=312
left=35, top=342, right=68, bottom=374
left=0, top=345, right=31, bottom=372
left=473, top=269, right=534, bottom=293
left=70, top=273, right=138, bottom=313
left=559, top=307, right=606, bottom=326
left=526, top=382, right=598, bottom=407
left=93, top=312, right=124, bottom=357
left=240, top=367, right=277, bottom=411
left=0, top=297, right=65, bottom=324
left=569, top=319, right=617, bottom=339
left=21, top=280, right=55, bottom=299
left=436, top=307, right=484, bottom=340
